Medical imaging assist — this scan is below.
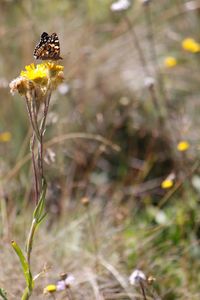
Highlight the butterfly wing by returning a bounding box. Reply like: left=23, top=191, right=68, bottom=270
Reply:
left=33, top=32, right=49, bottom=59
left=47, top=33, right=62, bottom=60
left=33, top=32, right=62, bottom=60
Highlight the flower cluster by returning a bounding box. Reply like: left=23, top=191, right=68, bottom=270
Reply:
left=43, top=274, right=75, bottom=295
left=9, top=62, right=64, bottom=100
left=164, top=37, right=200, bottom=71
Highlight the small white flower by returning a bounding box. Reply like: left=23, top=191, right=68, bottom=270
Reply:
left=192, top=175, right=200, bottom=193
left=155, top=210, right=168, bottom=225
left=56, top=280, right=66, bottom=291
left=58, top=83, right=70, bottom=95
left=119, top=96, right=130, bottom=106
left=144, top=76, right=155, bottom=88
left=110, top=0, right=131, bottom=12
left=129, top=269, right=146, bottom=285
left=65, top=274, right=75, bottom=287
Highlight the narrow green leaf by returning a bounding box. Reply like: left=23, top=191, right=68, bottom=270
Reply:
left=11, top=241, right=33, bottom=291
left=21, top=287, right=30, bottom=300
left=0, top=288, right=8, bottom=300
left=38, top=212, right=47, bottom=224
left=33, top=178, right=47, bottom=222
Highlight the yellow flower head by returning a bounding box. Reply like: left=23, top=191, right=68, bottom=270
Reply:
left=164, top=56, right=177, bottom=68
left=182, top=38, right=200, bottom=53
left=161, top=173, right=175, bottom=189
left=43, top=284, right=57, bottom=294
left=45, top=62, right=64, bottom=73
left=45, top=62, right=64, bottom=89
left=20, top=63, right=48, bottom=85
left=161, top=179, right=173, bottom=189
left=0, top=131, right=11, bottom=142
left=177, top=140, right=190, bottom=152
left=10, top=62, right=64, bottom=97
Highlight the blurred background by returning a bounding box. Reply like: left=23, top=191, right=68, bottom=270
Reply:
left=0, top=0, right=200, bottom=299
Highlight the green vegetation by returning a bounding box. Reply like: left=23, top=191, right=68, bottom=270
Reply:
left=0, top=0, right=200, bottom=299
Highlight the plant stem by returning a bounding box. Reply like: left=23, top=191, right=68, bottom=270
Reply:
left=124, top=14, right=164, bottom=126
left=139, top=281, right=147, bottom=300
left=87, top=204, right=99, bottom=271
left=143, top=2, right=168, bottom=114
left=66, top=288, right=74, bottom=300
left=124, top=14, right=150, bottom=77
left=38, top=89, right=51, bottom=185
left=30, top=134, right=39, bottom=204
left=23, top=85, right=51, bottom=300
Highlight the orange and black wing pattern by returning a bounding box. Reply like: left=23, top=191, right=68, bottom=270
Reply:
left=33, top=32, right=62, bottom=60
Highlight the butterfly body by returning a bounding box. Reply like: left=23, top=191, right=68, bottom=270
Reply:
left=34, top=32, right=62, bottom=60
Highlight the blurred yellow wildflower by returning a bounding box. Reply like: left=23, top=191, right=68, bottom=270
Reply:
left=177, top=140, right=190, bottom=152
left=164, top=56, right=177, bottom=68
left=161, top=173, right=175, bottom=189
left=182, top=38, right=200, bottom=53
left=0, top=131, right=11, bottom=142
left=161, top=179, right=173, bottom=189
left=43, top=284, right=57, bottom=294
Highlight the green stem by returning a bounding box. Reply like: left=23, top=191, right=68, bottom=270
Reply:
left=30, top=133, right=39, bottom=204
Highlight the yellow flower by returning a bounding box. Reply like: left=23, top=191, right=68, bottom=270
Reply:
left=164, top=56, right=177, bottom=68
left=161, top=179, right=173, bottom=189
left=182, top=38, right=200, bottom=53
left=20, top=63, right=48, bottom=84
left=45, top=62, right=64, bottom=79
left=177, top=141, right=190, bottom=152
left=45, top=62, right=64, bottom=72
left=161, top=173, right=175, bottom=189
left=0, top=131, right=11, bottom=142
left=43, top=284, right=57, bottom=294
left=44, top=62, right=64, bottom=88
left=10, top=62, right=64, bottom=97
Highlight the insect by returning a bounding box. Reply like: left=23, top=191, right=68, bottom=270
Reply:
left=33, top=32, right=62, bottom=60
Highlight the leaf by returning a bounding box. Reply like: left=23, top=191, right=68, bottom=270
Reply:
left=11, top=241, right=33, bottom=292
left=37, top=212, right=47, bottom=224
left=33, top=177, right=47, bottom=223
left=21, top=287, right=31, bottom=300
left=0, top=288, right=8, bottom=300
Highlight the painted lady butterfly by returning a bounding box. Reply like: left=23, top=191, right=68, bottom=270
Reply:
left=33, top=32, right=62, bottom=60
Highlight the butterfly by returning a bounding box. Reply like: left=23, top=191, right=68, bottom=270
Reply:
left=33, top=32, right=62, bottom=60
